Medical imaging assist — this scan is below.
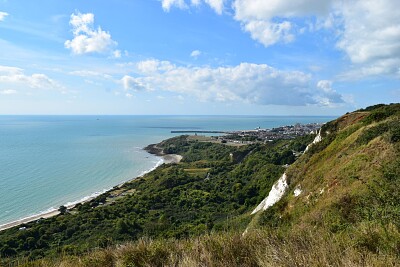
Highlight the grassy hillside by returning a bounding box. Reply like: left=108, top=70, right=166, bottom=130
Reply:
left=1, top=103, right=399, bottom=266
left=254, top=103, right=400, bottom=256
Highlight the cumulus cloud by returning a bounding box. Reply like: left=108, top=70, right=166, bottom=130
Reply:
left=315, top=80, right=343, bottom=106
left=0, top=65, right=60, bottom=90
left=65, top=12, right=118, bottom=55
left=121, top=60, right=344, bottom=106
left=161, top=0, right=187, bottom=12
left=232, top=0, right=400, bottom=77
left=336, top=0, right=400, bottom=78
left=136, top=59, right=174, bottom=74
left=234, top=0, right=332, bottom=20
left=204, top=0, right=225, bottom=15
left=121, top=75, right=148, bottom=91
left=243, top=20, right=294, bottom=47
left=190, top=50, right=202, bottom=58
left=233, top=0, right=334, bottom=47
left=191, top=0, right=201, bottom=6
left=161, top=0, right=225, bottom=14
left=0, top=11, right=8, bottom=21
left=159, top=0, right=400, bottom=78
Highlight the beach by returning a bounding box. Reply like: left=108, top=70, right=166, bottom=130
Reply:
left=0, top=210, right=60, bottom=232
left=0, top=150, right=182, bottom=232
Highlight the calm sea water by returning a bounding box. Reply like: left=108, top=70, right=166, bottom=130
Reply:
left=0, top=115, right=334, bottom=226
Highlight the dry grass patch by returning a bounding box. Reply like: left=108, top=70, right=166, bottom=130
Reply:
left=19, top=229, right=400, bottom=267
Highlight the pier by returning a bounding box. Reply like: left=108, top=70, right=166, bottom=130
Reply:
left=171, top=130, right=229, bottom=134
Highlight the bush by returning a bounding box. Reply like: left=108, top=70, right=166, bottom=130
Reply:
left=356, top=124, right=388, bottom=145
left=362, top=103, right=400, bottom=124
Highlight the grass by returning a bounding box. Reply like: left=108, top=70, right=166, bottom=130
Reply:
left=282, top=117, right=398, bottom=230
left=183, top=168, right=211, bottom=176
left=14, top=227, right=399, bottom=267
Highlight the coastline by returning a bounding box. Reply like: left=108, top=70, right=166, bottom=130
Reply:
left=0, top=190, right=108, bottom=232
left=0, top=210, right=60, bottom=232
left=0, top=145, right=182, bottom=232
left=143, top=143, right=183, bottom=164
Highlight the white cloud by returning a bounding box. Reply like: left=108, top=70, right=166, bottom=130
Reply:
left=161, top=0, right=187, bottom=12
left=0, top=65, right=23, bottom=75
left=160, top=0, right=225, bottom=14
left=191, top=0, right=201, bottom=6
left=136, top=59, right=174, bottom=74
left=233, top=0, right=335, bottom=47
left=29, top=74, right=58, bottom=89
left=336, top=0, right=400, bottom=78
left=0, top=89, right=17, bottom=95
left=122, top=60, right=344, bottom=106
left=317, top=80, right=333, bottom=93
left=232, top=0, right=400, bottom=77
left=112, top=50, right=122, bottom=58
left=136, top=60, right=160, bottom=74
left=204, top=0, right=225, bottom=15
left=0, top=11, right=8, bottom=21
left=190, top=50, right=202, bottom=58
left=234, top=0, right=332, bottom=21
left=159, top=0, right=400, bottom=78
left=0, top=65, right=60, bottom=90
left=69, top=70, right=112, bottom=79
left=121, top=75, right=148, bottom=91
left=315, top=80, right=343, bottom=106
left=65, top=12, right=117, bottom=55
left=243, top=20, right=294, bottom=47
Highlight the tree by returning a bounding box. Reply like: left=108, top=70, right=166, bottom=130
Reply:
left=58, top=205, right=67, bottom=215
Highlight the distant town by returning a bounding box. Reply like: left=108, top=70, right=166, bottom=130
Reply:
left=172, top=123, right=322, bottom=144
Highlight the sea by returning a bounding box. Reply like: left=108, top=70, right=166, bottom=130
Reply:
left=0, top=115, right=334, bottom=227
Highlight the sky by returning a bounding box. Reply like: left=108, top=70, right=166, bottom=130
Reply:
left=0, top=0, right=399, bottom=115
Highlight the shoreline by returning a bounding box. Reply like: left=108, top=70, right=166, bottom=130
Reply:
left=0, top=189, right=109, bottom=232
left=0, top=210, right=60, bottom=232
left=0, top=147, right=182, bottom=232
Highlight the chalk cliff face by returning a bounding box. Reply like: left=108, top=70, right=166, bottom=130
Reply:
left=251, top=173, right=288, bottom=214
left=304, top=128, right=322, bottom=152
left=251, top=104, right=400, bottom=236
left=252, top=123, right=325, bottom=215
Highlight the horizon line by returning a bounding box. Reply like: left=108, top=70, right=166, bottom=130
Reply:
left=0, top=114, right=339, bottom=117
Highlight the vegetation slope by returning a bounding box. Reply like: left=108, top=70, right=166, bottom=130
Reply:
left=252, top=103, right=400, bottom=264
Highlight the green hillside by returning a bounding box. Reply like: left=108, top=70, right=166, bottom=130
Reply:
left=253, top=104, right=400, bottom=252
left=1, top=103, right=399, bottom=267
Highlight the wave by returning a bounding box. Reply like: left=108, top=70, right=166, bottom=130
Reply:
left=0, top=207, right=58, bottom=230
left=64, top=189, right=109, bottom=208
left=138, top=158, right=164, bottom=177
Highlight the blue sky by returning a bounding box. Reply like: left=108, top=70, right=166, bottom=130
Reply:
left=0, top=0, right=399, bottom=115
